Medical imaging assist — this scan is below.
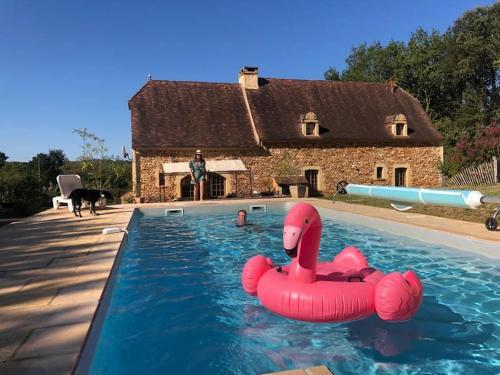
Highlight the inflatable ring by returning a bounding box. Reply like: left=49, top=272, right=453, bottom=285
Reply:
left=241, top=203, right=423, bottom=323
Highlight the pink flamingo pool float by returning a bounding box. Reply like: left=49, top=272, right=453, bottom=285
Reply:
left=241, top=203, right=423, bottom=323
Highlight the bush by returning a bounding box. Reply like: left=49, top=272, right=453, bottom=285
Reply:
left=120, top=191, right=135, bottom=204
left=0, top=163, right=39, bottom=203
left=455, top=121, right=500, bottom=167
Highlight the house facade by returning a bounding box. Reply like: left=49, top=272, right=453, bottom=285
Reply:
left=129, top=67, right=443, bottom=202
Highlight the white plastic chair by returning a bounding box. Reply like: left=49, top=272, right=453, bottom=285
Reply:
left=53, top=175, right=83, bottom=212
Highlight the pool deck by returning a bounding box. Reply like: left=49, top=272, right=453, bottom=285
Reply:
left=0, top=205, right=133, bottom=374
left=0, top=198, right=498, bottom=374
left=314, top=199, right=499, bottom=251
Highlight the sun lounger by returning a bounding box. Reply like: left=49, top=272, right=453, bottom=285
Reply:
left=53, top=175, right=83, bottom=212
left=53, top=175, right=108, bottom=212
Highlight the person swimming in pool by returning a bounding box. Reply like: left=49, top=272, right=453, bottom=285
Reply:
left=236, top=209, right=248, bottom=227
left=189, top=150, right=207, bottom=202
left=235, top=209, right=267, bottom=233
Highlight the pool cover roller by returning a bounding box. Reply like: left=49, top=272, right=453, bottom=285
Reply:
left=345, top=184, right=484, bottom=209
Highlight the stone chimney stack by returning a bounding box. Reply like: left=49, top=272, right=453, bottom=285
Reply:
left=388, top=79, right=397, bottom=93
left=239, top=66, right=259, bottom=90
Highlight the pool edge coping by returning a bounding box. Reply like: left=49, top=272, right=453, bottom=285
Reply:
left=72, top=209, right=138, bottom=375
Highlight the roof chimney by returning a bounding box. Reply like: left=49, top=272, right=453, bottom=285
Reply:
left=388, top=79, right=397, bottom=93
left=239, top=66, right=259, bottom=90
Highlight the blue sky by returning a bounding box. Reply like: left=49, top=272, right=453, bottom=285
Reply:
left=0, top=0, right=495, bottom=161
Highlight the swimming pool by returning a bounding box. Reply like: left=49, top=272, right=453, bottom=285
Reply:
left=81, top=203, right=500, bottom=375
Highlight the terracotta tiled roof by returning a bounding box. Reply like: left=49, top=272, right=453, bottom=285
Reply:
left=129, top=77, right=443, bottom=149
left=129, top=81, right=258, bottom=149
left=245, top=78, right=443, bottom=144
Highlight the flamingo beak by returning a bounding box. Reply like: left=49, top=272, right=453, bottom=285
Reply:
left=283, top=225, right=302, bottom=258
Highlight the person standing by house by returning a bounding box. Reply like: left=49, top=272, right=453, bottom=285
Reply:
left=189, top=150, right=207, bottom=202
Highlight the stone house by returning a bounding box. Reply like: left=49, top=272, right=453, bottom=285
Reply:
left=129, top=67, right=443, bottom=202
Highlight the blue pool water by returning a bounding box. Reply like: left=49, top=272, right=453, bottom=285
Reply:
left=86, top=204, right=500, bottom=375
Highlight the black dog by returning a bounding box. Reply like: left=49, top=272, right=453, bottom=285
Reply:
left=68, top=189, right=113, bottom=217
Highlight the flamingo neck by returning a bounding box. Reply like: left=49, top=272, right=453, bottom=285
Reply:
left=288, top=225, right=321, bottom=283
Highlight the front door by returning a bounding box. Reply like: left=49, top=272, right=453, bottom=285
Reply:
left=395, top=168, right=407, bottom=187
left=305, top=169, right=319, bottom=195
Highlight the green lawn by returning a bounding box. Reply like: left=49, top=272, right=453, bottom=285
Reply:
left=322, top=185, right=500, bottom=225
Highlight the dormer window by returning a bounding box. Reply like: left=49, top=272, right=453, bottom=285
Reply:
left=386, top=114, right=408, bottom=137
left=300, top=112, right=319, bottom=136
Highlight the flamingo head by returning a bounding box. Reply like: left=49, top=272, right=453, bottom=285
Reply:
left=283, top=203, right=322, bottom=258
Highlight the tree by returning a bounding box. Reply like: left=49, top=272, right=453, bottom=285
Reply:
left=325, top=40, right=405, bottom=83
left=324, top=67, right=341, bottom=81
left=324, top=3, right=500, bottom=172
left=0, top=162, right=38, bottom=203
left=29, top=149, right=67, bottom=192
left=0, top=151, right=8, bottom=167
left=72, top=128, right=131, bottom=191
left=451, top=3, right=500, bottom=120
left=73, top=128, right=110, bottom=189
left=399, top=28, right=454, bottom=116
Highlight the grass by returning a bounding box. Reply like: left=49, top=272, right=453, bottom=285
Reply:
left=322, top=185, right=500, bottom=225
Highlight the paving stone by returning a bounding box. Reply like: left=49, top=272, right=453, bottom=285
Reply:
left=0, top=291, right=56, bottom=310
left=0, top=309, right=32, bottom=332
left=6, top=256, right=89, bottom=279
left=28, top=301, right=98, bottom=329
left=0, top=352, right=79, bottom=375
left=74, top=255, right=115, bottom=273
left=0, top=258, right=53, bottom=273
left=263, top=365, right=333, bottom=375
left=0, top=278, right=30, bottom=297
left=263, top=370, right=306, bottom=375
left=14, top=322, right=90, bottom=359
left=50, top=277, right=107, bottom=306
left=0, top=331, right=31, bottom=362
left=305, top=366, right=334, bottom=375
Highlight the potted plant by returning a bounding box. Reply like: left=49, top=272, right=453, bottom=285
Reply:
left=289, top=184, right=308, bottom=198
left=120, top=191, right=135, bottom=204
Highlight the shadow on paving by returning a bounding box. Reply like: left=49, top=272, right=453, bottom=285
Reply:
left=0, top=205, right=132, bottom=372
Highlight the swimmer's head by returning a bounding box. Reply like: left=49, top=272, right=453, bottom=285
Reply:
left=236, top=209, right=248, bottom=226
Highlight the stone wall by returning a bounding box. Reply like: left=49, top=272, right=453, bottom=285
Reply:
left=135, top=149, right=262, bottom=202
left=136, top=144, right=442, bottom=202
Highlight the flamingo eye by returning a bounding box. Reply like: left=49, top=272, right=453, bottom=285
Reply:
left=304, top=218, right=309, bottom=224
